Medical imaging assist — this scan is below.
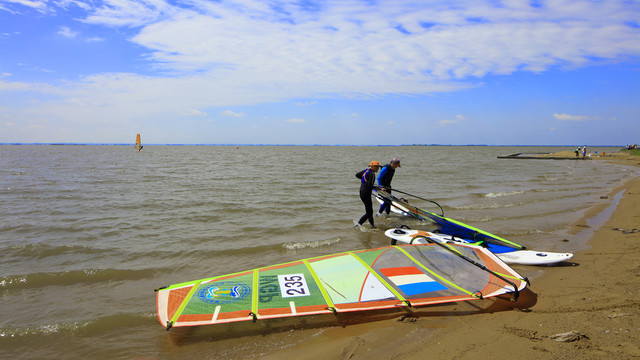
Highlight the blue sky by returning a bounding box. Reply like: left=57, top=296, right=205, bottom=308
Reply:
left=1, top=0, right=639, bottom=145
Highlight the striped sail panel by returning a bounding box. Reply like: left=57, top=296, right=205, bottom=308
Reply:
left=363, top=247, right=463, bottom=300
left=379, top=266, right=447, bottom=295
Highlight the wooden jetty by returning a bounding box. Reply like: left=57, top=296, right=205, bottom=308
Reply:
left=497, top=153, right=590, bottom=160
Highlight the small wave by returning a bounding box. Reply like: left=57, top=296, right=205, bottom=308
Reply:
left=5, top=243, right=112, bottom=259
left=453, top=202, right=523, bottom=210
left=283, top=237, right=342, bottom=250
left=0, top=321, right=87, bottom=339
left=0, top=268, right=159, bottom=291
left=0, top=312, right=155, bottom=339
left=482, top=190, right=524, bottom=198
left=464, top=216, right=494, bottom=223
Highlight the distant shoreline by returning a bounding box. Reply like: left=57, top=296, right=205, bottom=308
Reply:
left=0, top=143, right=627, bottom=147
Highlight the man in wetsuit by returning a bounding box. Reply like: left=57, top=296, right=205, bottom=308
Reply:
left=355, top=160, right=381, bottom=227
left=376, top=158, right=401, bottom=216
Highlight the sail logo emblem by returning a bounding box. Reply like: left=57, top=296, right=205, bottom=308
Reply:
left=197, top=282, right=250, bottom=305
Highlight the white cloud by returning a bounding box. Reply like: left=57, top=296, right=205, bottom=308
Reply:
left=122, top=1, right=640, bottom=85
left=287, top=118, right=307, bottom=124
left=181, top=109, right=207, bottom=117
left=10, top=2, right=640, bottom=102
left=0, top=78, right=47, bottom=92
left=438, top=119, right=458, bottom=126
left=2, top=0, right=47, bottom=12
left=438, top=114, right=464, bottom=126
left=220, top=110, right=245, bottom=117
left=58, top=0, right=92, bottom=11
left=1, top=0, right=90, bottom=13
left=295, top=101, right=317, bottom=106
left=553, top=113, right=590, bottom=121
left=57, top=26, right=78, bottom=38
left=82, top=0, right=175, bottom=27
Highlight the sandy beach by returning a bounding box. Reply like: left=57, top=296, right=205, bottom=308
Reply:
left=263, top=151, right=640, bottom=360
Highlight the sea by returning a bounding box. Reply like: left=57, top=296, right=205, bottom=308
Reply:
left=1, top=145, right=636, bottom=360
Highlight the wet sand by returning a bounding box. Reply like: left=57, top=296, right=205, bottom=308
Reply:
left=262, top=151, right=640, bottom=360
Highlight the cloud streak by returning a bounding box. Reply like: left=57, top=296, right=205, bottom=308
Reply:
left=553, top=113, right=591, bottom=121
left=438, top=114, right=465, bottom=126
left=57, top=26, right=77, bottom=38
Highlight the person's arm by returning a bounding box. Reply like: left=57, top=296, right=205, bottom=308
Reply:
left=377, top=167, right=387, bottom=185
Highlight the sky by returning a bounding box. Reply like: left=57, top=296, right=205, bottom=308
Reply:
left=1, top=0, right=639, bottom=145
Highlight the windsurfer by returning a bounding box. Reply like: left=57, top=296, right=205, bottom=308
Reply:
left=376, top=158, right=401, bottom=216
left=355, top=160, right=381, bottom=228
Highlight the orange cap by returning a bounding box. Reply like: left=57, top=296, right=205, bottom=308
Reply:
left=370, top=160, right=380, bottom=167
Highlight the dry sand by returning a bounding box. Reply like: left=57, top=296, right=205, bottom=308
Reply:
left=263, top=151, right=640, bottom=360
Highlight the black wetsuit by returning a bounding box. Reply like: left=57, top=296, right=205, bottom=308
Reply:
left=376, top=164, right=395, bottom=214
left=356, top=168, right=377, bottom=226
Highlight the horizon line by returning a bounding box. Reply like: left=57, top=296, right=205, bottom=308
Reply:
left=0, top=143, right=626, bottom=147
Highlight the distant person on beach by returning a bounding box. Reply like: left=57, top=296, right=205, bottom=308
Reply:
left=376, top=158, right=401, bottom=216
left=575, top=147, right=580, bottom=158
left=355, top=161, right=381, bottom=228
left=582, top=146, right=587, bottom=158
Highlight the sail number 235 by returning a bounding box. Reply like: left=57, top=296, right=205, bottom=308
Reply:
left=278, top=274, right=311, bottom=298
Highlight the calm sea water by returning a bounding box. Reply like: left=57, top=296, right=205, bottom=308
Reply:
left=0, top=145, right=635, bottom=359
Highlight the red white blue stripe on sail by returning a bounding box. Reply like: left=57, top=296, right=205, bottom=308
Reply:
left=380, top=266, right=447, bottom=296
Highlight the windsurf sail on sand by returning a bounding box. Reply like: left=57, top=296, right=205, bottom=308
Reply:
left=374, top=189, right=524, bottom=250
left=155, top=243, right=528, bottom=330
left=135, top=134, right=142, bottom=151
